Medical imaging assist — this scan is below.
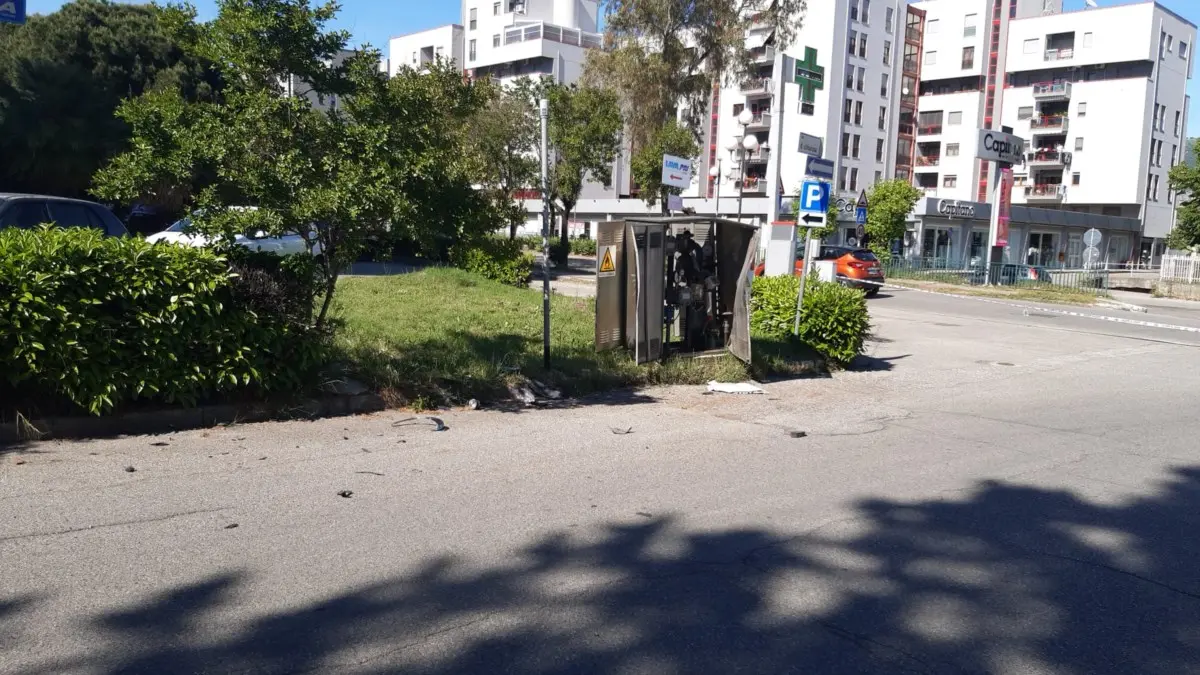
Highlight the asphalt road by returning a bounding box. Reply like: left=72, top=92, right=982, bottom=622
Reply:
left=4, top=289, right=1200, bottom=675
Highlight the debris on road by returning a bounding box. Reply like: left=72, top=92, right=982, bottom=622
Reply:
left=707, top=381, right=764, bottom=395
left=789, top=430, right=808, bottom=438
left=337, top=490, right=354, bottom=498
left=355, top=471, right=384, bottom=476
left=610, top=427, right=633, bottom=435
left=150, top=441, right=170, bottom=447
left=124, top=466, right=136, bottom=473
left=224, top=523, right=239, bottom=529
left=393, top=416, right=447, bottom=432
left=468, top=399, right=480, bottom=410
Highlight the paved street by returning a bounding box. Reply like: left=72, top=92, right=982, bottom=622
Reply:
left=3, top=289, right=1200, bottom=675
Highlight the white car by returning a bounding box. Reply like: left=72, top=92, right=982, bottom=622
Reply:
left=147, top=212, right=321, bottom=257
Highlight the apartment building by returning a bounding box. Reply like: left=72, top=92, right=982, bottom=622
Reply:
left=910, top=0, right=1194, bottom=266
left=388, top=25, right=464, bottom=76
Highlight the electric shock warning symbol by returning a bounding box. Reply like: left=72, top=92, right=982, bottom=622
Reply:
left=598, top=245, right=617, bottom=278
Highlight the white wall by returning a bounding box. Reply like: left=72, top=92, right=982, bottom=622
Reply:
left=1005, top=4, right=1158, bottom=72
left=915, top=90, right=983, bottom=201
left=389, top=25, right=463, bottom=76
left=917, top=1, right=987, bottom=81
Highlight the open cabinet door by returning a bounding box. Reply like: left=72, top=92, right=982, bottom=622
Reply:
left=728, top=228, right=760, bottom=364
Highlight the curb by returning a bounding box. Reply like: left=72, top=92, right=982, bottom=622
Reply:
left=0, top=394, right=387, bottom=444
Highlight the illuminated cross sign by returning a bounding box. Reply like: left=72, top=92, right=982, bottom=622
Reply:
left=793, top=47, right=824, bottom=104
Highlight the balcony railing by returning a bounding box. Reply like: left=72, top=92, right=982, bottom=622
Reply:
left=750, top=45, right=775, bottom=63
left=740, top=176, right=766, bottom=192
left=917, top=123, right=943, bottom=135
left=915, top=155, right=941, bottom=167
left=743, top=146, right=771, bottom=163
left=898, top=122, right=915, bottom=136
left=906, top=26, right=922, bottom=42
left=744, top=112, right=772, bottom=130
left=1044, top=47, right=1074, bottom=61
left=1032, top=81, right=1072, bottom=100
left=740, top=77, right=773, bottom=96
left=1026, top=149, right=1072, bottom=165
left=903, top=58, right=920, bottom=73
left=920, top=187, right=938, bottom=196
left=1030, top=115, right=1068, bottom=133
left=1025, top=184, right=1066, bottom=200
left=504, top=22, right=602, bottom=48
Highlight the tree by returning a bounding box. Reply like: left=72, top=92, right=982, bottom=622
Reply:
left=630, top=121, right=700, bottom=213
left=93, top=0, right=492, bottom=328
left=0, top=0, right=219, bottom=199
left=585, top=0, right=806, bottom=150
left=546, top=83, right=622, bottom=266
left=468, top=80, right=539, bottom=239
left=863, top=179, right=922, bottom=259
left=1167, top=139, right=1200, bottom=251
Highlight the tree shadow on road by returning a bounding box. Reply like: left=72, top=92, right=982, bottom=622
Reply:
left=10, top=468, right=1200, bottom=674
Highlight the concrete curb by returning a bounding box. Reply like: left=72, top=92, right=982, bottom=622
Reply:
left=0, top=394, right=387, bottom=444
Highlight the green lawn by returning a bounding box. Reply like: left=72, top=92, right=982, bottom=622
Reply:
left=886, top=278, right=1103, bottom=306
left=331, top=268, right=822, bottom=408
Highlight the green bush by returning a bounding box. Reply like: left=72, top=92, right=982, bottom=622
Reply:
left=750, top=275, right=869, bottom=365
left=569, top=237, right=597, bottom=256
left=449, top=237, right=533, bottom=286
left=0, top=227, right=327, bottom=415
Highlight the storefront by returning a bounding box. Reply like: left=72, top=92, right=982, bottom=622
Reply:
left=905, top=198, right=992, bottom=266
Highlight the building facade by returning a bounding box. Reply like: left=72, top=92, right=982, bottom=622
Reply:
left=388, top=25, right=465, bottom=76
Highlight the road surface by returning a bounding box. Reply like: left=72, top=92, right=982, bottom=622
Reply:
left=3, top=288, right=1200, bottom=674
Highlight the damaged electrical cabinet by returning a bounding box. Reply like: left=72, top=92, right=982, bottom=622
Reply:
left=594, top=217, right=760, bottom=364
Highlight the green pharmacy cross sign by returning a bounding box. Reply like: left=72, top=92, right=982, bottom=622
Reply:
left=793, top=47, right=824, bottom=103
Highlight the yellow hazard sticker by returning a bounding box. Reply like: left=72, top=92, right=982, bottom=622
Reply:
left=598, top=245, right=617, bottom=277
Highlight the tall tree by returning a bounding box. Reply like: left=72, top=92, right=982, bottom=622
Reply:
left=0, top=0, right=219, bottom=198
left=630, top=120, right=700, bottom=213
left=585, top=0, right=806, bottom=149
left=93, top=0, right=492, bottom=327
left=468, top=79, right=539, bottom=239
left=863, top=179, right=922, bottom=259
left=546, top=83, right=622, bottom=266
left=1167, top=139, right=1200, bottom=250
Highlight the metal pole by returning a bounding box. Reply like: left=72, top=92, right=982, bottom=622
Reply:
left=736, top=148, right=745, bottom=221
left=792, top=226, right=813, bottom=336
left=714, top=161, right=722, bottom=217
left=539, top=98, right=551, bottom=369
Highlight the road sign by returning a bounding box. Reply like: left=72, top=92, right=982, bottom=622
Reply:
left=1083, top=246, right=1101, bottom=266
left=598, top=245, right=617, bottom=278
left=0, top=0, right=25, bottom=24
left=976, top=128, right=1026, bottom=164
left=800, top=213, right=824, bottom=226
left=855, top=190, right=867, bottom=226
left=799, top=181, right=830, bottom=214
left=661, top=154, right=693, bottom=190
left=805, top=156, right=835, bottom=180
left=1083, top=228, right=1102, bottom=248
left=798, top=132, right=823, bottom=157
left=856, top=190, right=868, bottom=209
left=667, top=194, right=683, bottom=212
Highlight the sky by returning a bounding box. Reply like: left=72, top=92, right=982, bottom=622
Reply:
left=23, top=0, right=1200, bottom=134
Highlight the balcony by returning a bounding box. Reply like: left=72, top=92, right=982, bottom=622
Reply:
left=750, top=45, right=775, bottom=64
left=1030, top=115, right=1068, bottom=134
left=748, top=13, right=773, bottom=35
left=1025, top=149, right=1072, bottom=166
left=919, top=187, right=939, bottom=197
left=742, top=145, right=771, bottom=164
left=744, top=112, right=772, bottom=131
left=903, top=58, right=920, bottom=74
left=503, top=22, right=603, bottom=49
left=740, top=77, right=774, bottom=97
left=1025, top=184, right=1066, bottom=201
left=898, top=122, right=915, bottom=137
left=906, top=26, right=922, bottom=43
left=1032, top=81, right=1072, bottom=101
left=1044, top=47, right=1074, bottom=61
left=917, top=123, right=943, bottom=136
left=915, top=155, right=940, bottom=168
left=740, top=176, right=767, bottom=193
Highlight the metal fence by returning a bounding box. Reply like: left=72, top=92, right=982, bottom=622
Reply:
left=1161, top=254, right=1200, bottom=283
left=884, top=258, right=1110, bottom=293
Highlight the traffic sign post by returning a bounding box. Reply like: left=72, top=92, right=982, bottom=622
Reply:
left=791, top=181, right=833, bottom=336
left=0, top=0, right=25, bottom=24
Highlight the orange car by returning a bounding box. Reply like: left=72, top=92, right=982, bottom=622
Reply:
left=754, top=245, right=885, bottom=296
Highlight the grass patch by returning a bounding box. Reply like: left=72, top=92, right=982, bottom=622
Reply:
left=332, top=268, right=823, bottom=407
left=886, top=278, right=1103, bottom=306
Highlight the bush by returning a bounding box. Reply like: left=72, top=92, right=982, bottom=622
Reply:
left=449, top=237, right=533, bottom=286
left=569, top=237, right=597, bottom=256
left=750, top=275, right=869, bottom=365
left=0, top=227, right=327, bottom=415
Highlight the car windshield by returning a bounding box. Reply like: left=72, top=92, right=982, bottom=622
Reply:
left=165, top=218, right=191, bottom=233
left=850, top=250, right=878, bottom=262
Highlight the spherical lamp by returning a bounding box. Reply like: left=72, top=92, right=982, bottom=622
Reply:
left=737, top=108, right=754, bottom=126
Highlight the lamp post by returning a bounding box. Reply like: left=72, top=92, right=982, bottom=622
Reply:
left=708, top=162, right=722, bottom=217
left=728, top=109, right=760, bottom=222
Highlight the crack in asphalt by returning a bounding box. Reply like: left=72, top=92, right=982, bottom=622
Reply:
left=0, top=506, right=231, bottom=543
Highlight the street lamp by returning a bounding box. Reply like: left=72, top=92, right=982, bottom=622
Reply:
left=708, top=163, right=722, bottom=217
left=728, top=111, right=761, bottom=222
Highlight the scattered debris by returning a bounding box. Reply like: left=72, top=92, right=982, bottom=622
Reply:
left=468, top=399, right=480, bottom=410
left=788, top=430, right=808, bottom=439
left=14, top=460, right=26, bottom=465
left=636, top=511, right=653, bottom=518
left=124, top=466, right=137, bottom=473
left=224, top=523, right=239, bottom=530
left=355, top=471, right=384, bottom=476
left=337, top=490, right=354, bottom=498
left=611, top=427, right=634, bottom=435
left=258, top=456, right=267, bottom=461
left=507, top=384, right=537, bottom=406
left=343, top=435, right=350, bottom=440
left=528, top=379, right=563, bottom=400
left=707, top=381, right=764, bottom=395
left=150, top=441, right=170, bottom=447
left=393, top=416, right=447, bottom=432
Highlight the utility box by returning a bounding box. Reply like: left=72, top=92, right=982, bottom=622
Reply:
left=595, top=217, right=760, bottom=365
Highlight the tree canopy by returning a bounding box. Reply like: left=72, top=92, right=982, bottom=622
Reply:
left=1167, top=138, right=1200, bottom=250
left=630, top=121, right=700, bottom=212
left=864, top=179, right=922, bottom=258
left=0, top=0, right=219, bottom=198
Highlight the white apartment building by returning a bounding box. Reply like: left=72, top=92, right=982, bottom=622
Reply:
left=462, top=0, right=600, bottom=84
left=910, top=0, right=1194, bottom=266
left=388, top=25, right=464, bottom=76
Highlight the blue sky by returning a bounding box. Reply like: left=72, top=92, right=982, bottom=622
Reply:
left=24, top=0, right=1200, bottom=134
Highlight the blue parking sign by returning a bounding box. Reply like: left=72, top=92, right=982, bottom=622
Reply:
left=799, top=180, right=829, bottom=214
left=0, top=0, right=25, bottom=24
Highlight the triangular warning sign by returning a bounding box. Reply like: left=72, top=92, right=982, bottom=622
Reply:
left=599, top=247, right=616, bottom=273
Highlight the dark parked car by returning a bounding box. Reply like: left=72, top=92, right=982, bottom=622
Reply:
left=0, top=194, right=128, bottom=237
left=967, top=263, right=1053, bottom=286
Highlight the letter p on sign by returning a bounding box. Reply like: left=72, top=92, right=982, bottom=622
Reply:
left=799, top=180, right=829, bottom=214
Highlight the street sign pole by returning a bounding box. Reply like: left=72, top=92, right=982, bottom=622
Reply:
left=539, top=98, right=551, bottom=369
left=791, top=184, right=829, bottom=334
left=793, top=225, right=814, bottom=335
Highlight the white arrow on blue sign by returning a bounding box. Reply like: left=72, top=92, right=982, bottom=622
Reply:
left=0, top=0, right=26, bottom=24
left=799, top=181, right=830, bottom=214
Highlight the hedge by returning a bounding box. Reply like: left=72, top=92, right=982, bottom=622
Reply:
left=0, top=227, right=326, bottom=415
left=750, top=275, right=870, bottom=365
left=449, top=237, right=533, bottom=287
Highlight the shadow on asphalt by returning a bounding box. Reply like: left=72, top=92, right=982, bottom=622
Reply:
left=11, top=468, right=1200, bottom=674
left=847, top=353, right=910, bottom=372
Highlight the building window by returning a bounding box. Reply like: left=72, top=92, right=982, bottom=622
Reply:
left=878, top=106, right=887, bottom=130
left=857, top=67, right=866, bottom=92
left=801, top=101, right=815, bottom=116
left=1156, top=140, right=1164, bottom=166
left=1075, top=137, right=1084, bottom=151
left=924, top=50, right=937, bottom=66
left=862, top=0, right=871, bottom=24
left=848, top=31, right=857, bottom=56
left=411, top=51, right=417, bottom=64
left=839, top=166, right=848, bottom=191
left=927, top=19, right=939, bottom=34
left=1175, top=111, right=1182, bottom=136
left=948, top=111, right=962, bottom=125
left=964, top=14, right=977, bottom=38
left=883, top=41, right=892, bottom=66
left=842, top=132, right=851, bottom=157
left=1083, top=32, right=1093, bottom=48
left=843, top=98, right=853, bottom=123
left=943, top=174, right=957, bottom=188
left=853, top=134, right=861, bottom=158
left=1077, top=102, right=1086, bottom=117
left=1172, top=144, right=1178, bottom=166
left=854, top=101, right=863, bottom=125
left=846, top=69, right=855, bottom=88
left=469, top=8, right=477, bottom=30
left=469, top=39, right=477, bottom=61
left=1167, top=34, right=1174, bottom=53
left=875, top=170, right=883, bottom=184
left=1072, top=172, right=1081, bottom=186
left=961, top=46, right=974, bottom=69
left=886, top=7, right=894, bottom=33
left=493, top=2, right=500, bottom=14
left=1153, top=175, right=1160, bottom=200
left=1023, top=38, right=1038, bottom=54
left=881, top=72, right=890, bottom=97
left=1018, top=106, right=1033, bottom=120
left=1160, top=31, right=1167, bottom=59
left=849, top=0, right=858, bottom=21
left=859, top=36, right=867, bottom=59
left=876, top=138, right=885, bottom=161
left=492, top=34, right=500, bottom=47
left=850, top=168, right=859, bottom=191
left=946, top=143, right=960, bottom=156
left=1181, top=41, right=1190, bottom=59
